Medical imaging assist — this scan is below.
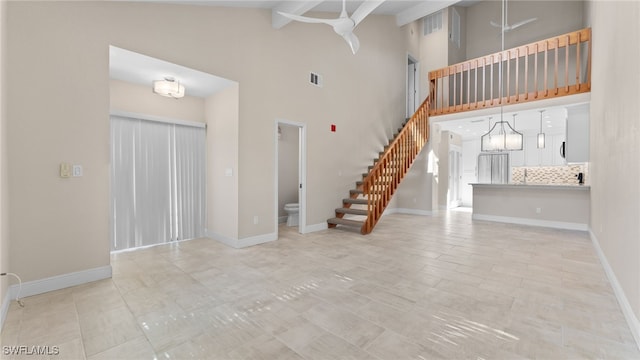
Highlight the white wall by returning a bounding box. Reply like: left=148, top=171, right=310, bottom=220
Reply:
left=110, top=79, right=205, bottom=123
left=587, top=0, right=640, bottom=342
left=278, top=124, right=299, bottom=219
left=461, top=139, right=480, bottom=206
left=5, top=1, right=418, bottom=283
left=206, top=83, right=239, bottom=241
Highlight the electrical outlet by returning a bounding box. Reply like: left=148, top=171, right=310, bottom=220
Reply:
left=536, top=207, right=542, bottom=214
left=253, top=216, right=259, bottom=225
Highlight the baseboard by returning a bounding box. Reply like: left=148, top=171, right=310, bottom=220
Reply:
left=8, top=266, right=112, bottom=301
left=472, top=213, right=588, bottom=231
left=208, top=231, right=277, bottom=249
left=0, top=290, right=10, bottom=332
left=1, top=266, right=111, bottom=330
left=590, top=230, right=640, bottom=350
left=303, top=222, right=328, bottom=233
left=384, top=208, right=433, bottom=216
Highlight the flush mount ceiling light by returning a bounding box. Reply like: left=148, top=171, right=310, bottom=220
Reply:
left=481, top=114, right=523, bottom=152
left=153, top=77, right=185, bottom=99
left=537, top=110, right=546, bottom=148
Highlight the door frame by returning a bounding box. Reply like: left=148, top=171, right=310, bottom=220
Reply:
left=448, top=144, right=463, bottom=209
left=274, top=119, right=307, bottom=235
left=406, top=54, right=420, bottom=118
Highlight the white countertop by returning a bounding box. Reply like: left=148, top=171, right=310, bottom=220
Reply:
left=470, top=183, right=590, bottom=190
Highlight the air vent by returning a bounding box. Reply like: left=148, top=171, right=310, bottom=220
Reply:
left=309, top=72, right=323, bottom=87
left=423, top=10, right=443, bottom=36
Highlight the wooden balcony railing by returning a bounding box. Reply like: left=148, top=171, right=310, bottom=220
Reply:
left=428, top=28, right=591, bottom=116
left=361, top=96, right=430, bottom=234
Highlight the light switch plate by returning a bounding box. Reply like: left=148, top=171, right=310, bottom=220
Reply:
left=72, top=165, right=83, bottom=177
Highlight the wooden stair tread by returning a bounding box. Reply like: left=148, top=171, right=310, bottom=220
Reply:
left=327, top=217, right=364, bottom=227
left=343, top=198, right=367, bottom=205
left=335, top=208, right=367, bottom=215
left=328, top=102, right=430, bottom=235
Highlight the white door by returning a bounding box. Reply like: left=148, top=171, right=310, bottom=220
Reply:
left=407, top=58, right=418, bottom=118
left=448, top=147, right=462, bottom=208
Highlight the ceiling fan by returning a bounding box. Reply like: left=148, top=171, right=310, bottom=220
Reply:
left=490, top=0, right=536, bottom=32
left=278, top=0, right=385, bottom=54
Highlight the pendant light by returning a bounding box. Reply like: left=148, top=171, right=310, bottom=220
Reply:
left=480, top=0, right=523, bottom=152
left=537, top=110, right=546, bottom=148
left=481, top=114, right=523, bottom=152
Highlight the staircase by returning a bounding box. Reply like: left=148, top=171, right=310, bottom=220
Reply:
left=327, top=97, right=430, bottom=234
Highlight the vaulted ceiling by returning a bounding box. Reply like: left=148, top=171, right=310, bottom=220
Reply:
left=135, top=0, right=478, bottom=27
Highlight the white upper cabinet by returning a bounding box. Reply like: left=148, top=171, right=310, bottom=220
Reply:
left=566, top=104, right=590, bottom=163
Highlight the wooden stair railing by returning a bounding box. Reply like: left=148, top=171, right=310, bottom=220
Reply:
left=327, top=96, right=430, bottom=234
left=429, top=28, right=591, bottom=116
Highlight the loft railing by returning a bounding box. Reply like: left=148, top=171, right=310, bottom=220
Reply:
left=361, top=97, right=430, bottom=235
left=428, top=28, right=591, bottom=116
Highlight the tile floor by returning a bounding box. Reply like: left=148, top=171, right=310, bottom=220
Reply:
left=1, top=212, right=639, bottom=359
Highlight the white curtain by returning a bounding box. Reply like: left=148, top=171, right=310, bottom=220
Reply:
left=173, top=124, right=206, bottom=241
left=110, top=116, right=206, bottom=251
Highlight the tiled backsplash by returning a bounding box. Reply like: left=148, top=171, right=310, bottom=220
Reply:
left=512, top=164, right=588, bottom=185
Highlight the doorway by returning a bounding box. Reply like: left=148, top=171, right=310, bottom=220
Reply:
left=448, top=145, right=463, bottom=209
left=275, top=120, right=307, bottom=235
left=110, top=114, right=206, bottom=251
left=407, top=55, right=419, bottom=118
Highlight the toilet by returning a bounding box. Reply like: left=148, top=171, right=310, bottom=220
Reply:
left=284, top=203, right=299, bottom=227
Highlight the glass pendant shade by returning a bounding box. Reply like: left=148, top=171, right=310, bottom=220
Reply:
left=537, top=133, right=546, bottom=148
left=481, top=117, right=523, bottom=152
left=537, top=110, right=546, bottom=148
left=153, top=77, right=185, bottom=99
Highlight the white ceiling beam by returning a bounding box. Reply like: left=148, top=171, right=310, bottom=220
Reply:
left=395, top=0, right=460, bottom=27
left=272, top=0, right=326, bottom=29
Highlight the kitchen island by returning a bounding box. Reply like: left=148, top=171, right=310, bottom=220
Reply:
left=471, top=183, right=590, bottom=231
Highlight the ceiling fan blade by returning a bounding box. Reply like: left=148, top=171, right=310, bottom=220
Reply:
left=509, top=17, right=537, bottom=30
left=351, top=0, right=385, bottom=27
left=489, top=20, right=502, bottom=28
left=277, top=11, right=341, bottom=26
left=342, top=31, right=360, bottom=54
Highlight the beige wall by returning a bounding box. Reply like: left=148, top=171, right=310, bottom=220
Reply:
left=5, top=2, right=418, bottom=281
left=465, top=0, right=584, bottom=59
left=110, top=79, right=205, bottom=123
left=587, top=0, right=640, bottom=332
left=394, top=10, right=448, bottom=214
left=0, top=0, right=8, bottom=313
left=448, top=5, right=467, bottom=65
left=205, top=83, right=239, bottom=241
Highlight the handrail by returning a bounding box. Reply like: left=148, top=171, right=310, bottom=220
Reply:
left=361, top=96, right=430, bottom=234
left=428, top=28, right=591, bottom=116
